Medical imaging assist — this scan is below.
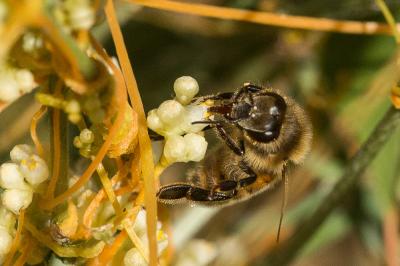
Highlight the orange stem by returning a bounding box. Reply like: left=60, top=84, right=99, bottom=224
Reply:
left=4, top=210, right=25, bottom=266
left=39, top=53, right=127, bottom=210
left=88, top=231, right=127, bottom=266
left=45, top=80, right=63, bottom=199
left=13, top=240, right=32, bottom=266
left=130, top=145, right=141, bottom=186
left=104, top=2, right=158, bottom=265
left=128, top=0, right=399, bottom=35
left=82, top=169, right=128, bottom=236
left=30, top=106, right=47, bottom=158
left=115, top=185, right=135, bottom=196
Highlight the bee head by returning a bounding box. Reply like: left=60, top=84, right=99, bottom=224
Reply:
left=233, top=91, right=286, bottom=142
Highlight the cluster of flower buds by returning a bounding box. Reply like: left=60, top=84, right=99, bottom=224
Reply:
left=54, top=0, right=96, bottom=31
left=22, top=31, right=44, bottom=53
left=0, top=206, right=16, bottom=264
left=0, top=145, right=49, bottom=263
left=73, top=128, right=95, bottom=158
left=123, top=209, right=168, bottom=266
left=0, top=62, right=36, bottom=103
left=0, top=144, right=49, bottom=215
left=36, top=93, right=82, bottom=124
left=147, top=76, right=209, bottom=164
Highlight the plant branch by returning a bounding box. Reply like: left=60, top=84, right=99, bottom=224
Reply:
left=375, top=0, right=400, bottom=43
left=128, top=0, right=400, bottom=36
left=263, top=106, right=400, bottom=266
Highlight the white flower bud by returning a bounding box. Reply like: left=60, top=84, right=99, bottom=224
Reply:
left=65, top=100, right=80, bottom=114
left=157, top=231, right=168, bottom=255
left=79, top=129, right=94, bottom=144
left=22, top=32, right=43, bottom=52
left=174, top=76, right=199, bottom=105
left=133, top=209, right=147, bottom=237
left=157, top=100, right=185, bottom=126
left=0, top=207, right=16, bottom=232
left=10, top=144, right=33, bottom=162
left=0, top=73, right=20, bottom=102
left=0, top=162, right=29, bottom=190
left=19, top=154, right=49, bottom=186
left=124, top=248, right=147, bottom=266
left=163, top=135, right=186, bottom=163
left=69, top=7, right=95, bottom=30
left=147, top=109, right=163, bottom=132
left=14, top=69, right=36, bottom=93
left=184, top=133, right=208, bottom=162
left=73, top=136, right=83, bottom=148
left=0, top=227, right=13, bottom=255
left=68, top=113, right=81, bottom=123
left=185, top=104, right=208, bottom=133
left=1, top=188, right=33, bottom=214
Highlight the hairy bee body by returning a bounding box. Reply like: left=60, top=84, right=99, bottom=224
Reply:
left=157, top=84, right=312, bottom=205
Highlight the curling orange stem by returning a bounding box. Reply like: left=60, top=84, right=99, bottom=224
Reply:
left=30, top=106, right=47, bottom=158
left=39, top=56, right=127, bottom=211
left=39, top=16, right=83, bottom=81
left=104, top=2, right=158, bottom=265
left=88, top=231, right=127, bottom=266
left=82, top=168, right=128, bottom=236
left=44, top=80, right=63, bottom=200
left=128, top=0, right=399, bottom=35
left=4, top=210, right=25, bottom=266
left=115, top=185, right=135, bottom=196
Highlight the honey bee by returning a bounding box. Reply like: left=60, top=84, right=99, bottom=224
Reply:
left=157, top=83, right=312, bottom=207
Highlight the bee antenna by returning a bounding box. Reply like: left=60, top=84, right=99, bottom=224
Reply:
left=276, top=163, right=289, bottom=243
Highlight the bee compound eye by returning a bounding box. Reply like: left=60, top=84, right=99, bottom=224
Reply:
left=270, top=106, right=279, bottom=116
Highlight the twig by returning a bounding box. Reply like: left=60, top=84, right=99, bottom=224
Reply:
left=375, top=0, right=400, bottom=43
left=263, top=106, right=400, bottom=266
left=127, top=0, right=400, bottom=36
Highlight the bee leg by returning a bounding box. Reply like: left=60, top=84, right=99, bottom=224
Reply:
left=216, top=180, right=238, bottom=191
left=157, top=183, right=234, bottom=202
left=191, top=119, right=220, bottom=125
left=208, top=179, right=237, bottom=199
left=157, top=183, right=192, bottom=200
left=215, top=124, right=244, bottom=156
left=238, top=161, right=257, bottom=187
left=187, top=187, right=213, bottom=201
left=188, top=186, right=236, bottom=202
left=193, top=92, right=234, bottom=102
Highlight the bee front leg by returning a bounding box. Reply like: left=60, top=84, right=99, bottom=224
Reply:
left=237, top=161, right=257, bottom=187
left=157, top=183, right=192, bottom=203
left=215, top=125, right=244, bottom=156
left=157, top=183, right=234, bottom=203
left=209, top=165, right=257, bottom=199
left=193, top=92, right=234, bottom=103
left=188, top=186, right=235, bottom=202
